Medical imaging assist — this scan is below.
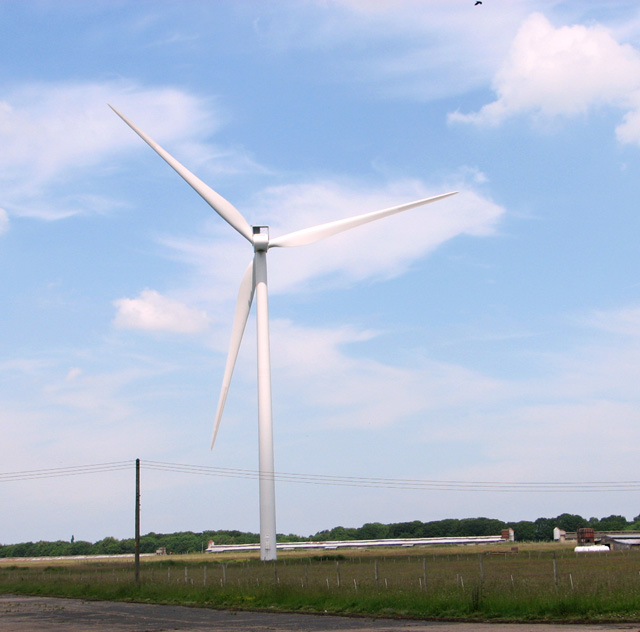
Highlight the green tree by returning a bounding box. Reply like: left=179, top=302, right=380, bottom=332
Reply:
left=387, top=520, right=425, bottom=538
left=458, top=517, right=506, bottom=536
left=508, top=520, right=536, bottom=541
left=358, top=522, right=389, bottom=540
left=597, top=514, right=629, bottom=531
left=534, top=517, right=555, bottom=541
left=421, top=519, right=461, bottom=538
left=70, top=540, right=92, bottom=555
left=94, top=536, right=125, bottom=555
left=325, top=526, right=358, bottom=540
left=555, top=513, right=587, bottom=532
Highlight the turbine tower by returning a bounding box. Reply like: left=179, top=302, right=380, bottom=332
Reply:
left=110, top=105, right=458, bottom=560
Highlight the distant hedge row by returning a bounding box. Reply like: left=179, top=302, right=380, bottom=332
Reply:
left=2, top=512, right=638, bottom=557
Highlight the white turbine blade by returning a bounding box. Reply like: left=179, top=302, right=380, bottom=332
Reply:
left=109, top=105, right=253, bottom=243
left=269, top=191, right=458, bottom=249
left=211, top=260, right=255, bottom=449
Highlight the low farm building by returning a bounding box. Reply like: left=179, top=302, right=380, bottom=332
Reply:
left=205, top=533, right=512, bottom=554
left=600, top=535, right=640, bottom=551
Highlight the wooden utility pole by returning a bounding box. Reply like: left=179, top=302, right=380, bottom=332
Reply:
left=135, top=458, right=140, bottom=585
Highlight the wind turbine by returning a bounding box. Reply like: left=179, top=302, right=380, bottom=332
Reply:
left=110, top=105, right=458, bottom=560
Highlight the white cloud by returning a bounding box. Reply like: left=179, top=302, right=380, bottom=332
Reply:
left=0, top=357, right=54, bottom=377
left=449, top=12, right=640, bottom=144
left=175, top=177, right=504, bottom=296
left=253, top=0, right=540, bottom=101
left=269, top=319, right=505, bottom=429
left=266, top=181, right=501, bottom=293
left=44, top=368, right=138, bottom=420
left=0, top=81, right=213, bottom=185
left=65, top=367, right=83, bottom=382
left=587, top=305, right=640, bottom=337
left=616, top=107, right=640, bottom=145
left=113, top=289, right=210, bottom=334
left=0, top=80, right=260, bottom=223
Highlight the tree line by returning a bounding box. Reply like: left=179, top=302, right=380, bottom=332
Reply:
left=2, top=512, right=639, bottom=558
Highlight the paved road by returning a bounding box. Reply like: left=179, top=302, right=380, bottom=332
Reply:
left=0, top=595, right=638, bottom=632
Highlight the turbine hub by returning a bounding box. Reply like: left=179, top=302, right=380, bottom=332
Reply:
left=252, top=226, right=269, bottom=251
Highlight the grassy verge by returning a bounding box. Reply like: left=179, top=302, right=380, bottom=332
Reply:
left=2, top=545, right=640, bottom=622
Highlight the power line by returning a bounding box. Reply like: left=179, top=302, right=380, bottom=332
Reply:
left=143, top=460, right=640, bottom=493
left=2, top=459, right=638, bottom=493
left=0, top=461, right=132, bottom=482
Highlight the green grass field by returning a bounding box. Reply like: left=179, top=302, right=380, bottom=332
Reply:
left=2, top=543, right=639, bottom=622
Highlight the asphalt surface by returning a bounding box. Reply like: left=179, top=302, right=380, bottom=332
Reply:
left=0, top=595, right=638, bottom=632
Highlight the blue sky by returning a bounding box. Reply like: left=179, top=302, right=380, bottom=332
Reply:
left=2, top=0, right=640, bottom=545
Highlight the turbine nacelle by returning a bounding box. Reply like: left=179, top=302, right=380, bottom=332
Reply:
left=252, top=226, right=269, bottom=252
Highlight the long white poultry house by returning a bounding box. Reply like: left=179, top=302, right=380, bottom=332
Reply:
left=205, top=534, right=506, bottom=554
